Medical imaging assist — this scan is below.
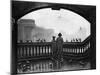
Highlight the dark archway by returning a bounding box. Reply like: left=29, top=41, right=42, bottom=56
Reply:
left=12, top=1, right=96, bottom=23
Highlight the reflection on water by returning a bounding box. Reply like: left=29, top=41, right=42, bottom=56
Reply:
left=17, top=58, right=90, bottom=74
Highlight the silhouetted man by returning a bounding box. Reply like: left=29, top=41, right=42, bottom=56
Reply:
left=56, top=33, right=64, bottom=63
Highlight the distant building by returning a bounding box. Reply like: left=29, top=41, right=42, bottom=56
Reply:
left=17, top=19, right=35, bottom=41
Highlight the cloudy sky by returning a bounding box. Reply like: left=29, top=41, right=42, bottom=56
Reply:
left=20, top=8, right=90, bottom=42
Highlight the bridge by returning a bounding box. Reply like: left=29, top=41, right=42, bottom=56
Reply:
left=17, top=36, right=91, bottom=73
left=17, top=36, right=90, bottom=61
left=11, top=1, right=96, bottom=74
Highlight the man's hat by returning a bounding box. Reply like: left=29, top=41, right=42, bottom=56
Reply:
left=58, top=33, right=62, bottom=36
left=52, top=36, right=56, bottom=38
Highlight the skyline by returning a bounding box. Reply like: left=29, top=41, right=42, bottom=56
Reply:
left=18, top=8, right=91, bottom=42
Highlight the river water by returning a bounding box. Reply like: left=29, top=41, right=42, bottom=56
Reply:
left=17, top=58, right=90, bottom=74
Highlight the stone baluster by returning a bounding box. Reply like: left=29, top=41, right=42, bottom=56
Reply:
left=40, top=46, right=41, bottom=55
left=23, top=46, right=25, bottom=57
left=49, top=46, right=51, bottom=54
left=33, top=46, right=35, bottom=56
left=20, top=47, right=22, bottom=57
left=77, top=48, right=79, bottom=54
left=81, top=47, right=84, bottom=53
left=46, top=46, right=47, bottom=54
left=30, top=46, right=33, bottom=56
left=27, top=46, right=29, bottom=56
left=43, top=46, right=45, bottom=54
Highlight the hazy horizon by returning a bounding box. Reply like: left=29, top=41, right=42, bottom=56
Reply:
left=18, top=8, right=91, bottom=42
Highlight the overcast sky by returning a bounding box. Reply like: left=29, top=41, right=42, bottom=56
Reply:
left=20, top=8, right=90, bottom=41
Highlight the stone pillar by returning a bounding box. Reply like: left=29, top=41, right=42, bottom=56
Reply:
left=11, top=18, right=17, bottom=74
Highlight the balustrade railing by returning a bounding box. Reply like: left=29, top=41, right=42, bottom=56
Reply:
left=17, top=36, right=90, bottom=60
left=17, top=42, right=52, bottom=59
left=63, top=36, right=90, bottom=58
